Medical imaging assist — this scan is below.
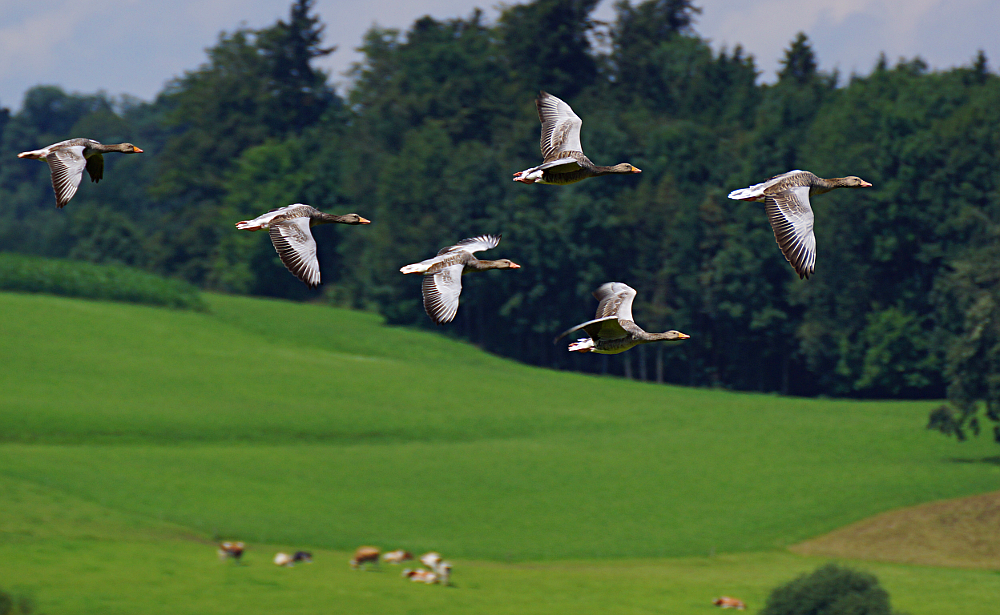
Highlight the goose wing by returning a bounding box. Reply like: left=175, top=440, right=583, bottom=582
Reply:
left=537, top=92, right=583, bottom=162
left=85, top=153, right=104, bottom=183
left=421, top=263, right=465, bottom=324
left=765, top=185, right=816, bottom=279
left=269, top=217, right=321, bottom=288
left=437, top=234, right=501, bottom=256
left=45, top=146, right=88, bottom=208
left=554, top=316, right=628, bottom=344
left=592, top=282, right=637, bottom=321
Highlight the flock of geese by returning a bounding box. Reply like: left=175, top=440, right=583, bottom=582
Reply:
left=18, top=91, right=871, bottom=356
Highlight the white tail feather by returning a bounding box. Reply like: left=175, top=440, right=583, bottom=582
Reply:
left=568, top=338, right=594, bottom=352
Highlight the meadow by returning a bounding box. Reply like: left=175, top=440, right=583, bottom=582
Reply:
left=1, top=291, right=998, bottom=614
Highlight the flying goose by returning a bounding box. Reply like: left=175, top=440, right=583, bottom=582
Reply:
left=728, top=170, right=872, bottom=279
left=555, top=282, right=689, bottom=354
left=513, top=91, right=641, bottom=185
left=400, top=234, right=520, bottom=325
left=18, top=138, right=143, bottom=208
left=236, top=204, right=370, bottom=288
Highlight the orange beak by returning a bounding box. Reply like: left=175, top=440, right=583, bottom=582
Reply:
left=358, top=217, right=371, bottom=224
left=133, top=147, right=144, bottom=153
left=678, top=333, right=690, bottom=339
left=632, top=167, right=642, bottom=173
left=860, top=180, right=872, bottom=187
left=509, top=262, right=521, bottom=269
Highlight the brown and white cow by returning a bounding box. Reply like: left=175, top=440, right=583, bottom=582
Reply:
left=403, top=568, right=438, bottom=584
left=218, top=541, right=245, bottom=561
left=383, top=549, right=413, bottom=564
left=350, top=546, right=380, bottom=569
left=712, top=596, right=746, bottom=610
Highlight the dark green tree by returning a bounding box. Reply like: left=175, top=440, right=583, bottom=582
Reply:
left=929, top=239, right=1000, bottom=442
left=760, top=564, right=899, bottom=615
left=499, top=0, right=600, bottom=97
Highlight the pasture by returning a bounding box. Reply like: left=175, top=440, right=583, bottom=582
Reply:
left=1, top=291, right=998, bottom=613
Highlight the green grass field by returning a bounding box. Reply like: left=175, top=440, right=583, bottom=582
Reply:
left=1, top=291, right=998, bottom=614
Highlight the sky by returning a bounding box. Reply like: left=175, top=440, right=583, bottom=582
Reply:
left=1, top=0, right=998, bottom=110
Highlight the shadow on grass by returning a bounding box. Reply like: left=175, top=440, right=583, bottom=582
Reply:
left=946, top=455, right=1000, bottom=466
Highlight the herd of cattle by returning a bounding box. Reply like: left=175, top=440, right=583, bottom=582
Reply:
left=216, top=542, right=452, bottom=586
left=217, top=541, right=745, bottom=606
left=350, top=547, right=453, bottom=585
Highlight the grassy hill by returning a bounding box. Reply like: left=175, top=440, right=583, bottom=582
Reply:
left=2, top=290, right=1000, bottom=614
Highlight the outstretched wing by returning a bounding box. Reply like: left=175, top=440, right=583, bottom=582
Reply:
left=765, top=185, right=816, bottom=279
left=437, top=234, right=501, bottom=256
left=269, top=217, right=321, bottom=288
left=45, top=146, right=88, bottom=208
left=422, top=263, right=465, bottom=324
left=537, top=92, right=583, bottom=162
left=592, top=282, right=637, bottom=321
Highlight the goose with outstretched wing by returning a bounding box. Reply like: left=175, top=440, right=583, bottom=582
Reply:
left=400, top=234, right=520, bottom=325
left=513, top=92, right=641, bottom=185
left=555, top=282, right=689, bottom=354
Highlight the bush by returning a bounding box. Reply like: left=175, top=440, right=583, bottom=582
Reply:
left=0, top=252, right=206, bottom=311
left=760, top=563, right=901, bottom=615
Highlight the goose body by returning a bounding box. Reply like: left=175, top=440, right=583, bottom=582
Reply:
left=236, top=204, right=370, bottom=288
left=728, top=170, right=872, bottom=279
left=555, top=282, right=689, bottom=354
left=513, top=92, right=641, bottom=185
left=400, top=234, right=520, bottom=325
left=18, top=138, right=143, bottom=208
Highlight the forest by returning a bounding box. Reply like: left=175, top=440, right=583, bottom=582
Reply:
left=0, top=0, right=998, bottom=430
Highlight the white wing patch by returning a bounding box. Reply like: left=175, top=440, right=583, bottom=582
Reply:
left=269, top=217, right=320, bottom=288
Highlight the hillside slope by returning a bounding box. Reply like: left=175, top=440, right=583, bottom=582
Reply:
left=792, top=488, right=1000, bottom=568
left=0, top=291, right=997, bottom=560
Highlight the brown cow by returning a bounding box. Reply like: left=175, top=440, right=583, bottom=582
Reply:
left=712, top=596, right=746, bottom=610
left=218, top=541, right=245, bottom=561
left=350, top=546, right=380, bottom=570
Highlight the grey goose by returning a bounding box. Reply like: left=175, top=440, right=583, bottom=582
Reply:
left=18, top=138, right=143, bottom=208
left=513, top=91, right=641, bottom=185
left=236, top=204, right=370, bottom=288
left=728, top=170, right=872, bottom=279
left=400, top=234, right=520, bottom=325
left=555, top=282, right=689, bottom=354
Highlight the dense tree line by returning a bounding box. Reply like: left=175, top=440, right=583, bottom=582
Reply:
left=2, top=0, right=999, bottom=420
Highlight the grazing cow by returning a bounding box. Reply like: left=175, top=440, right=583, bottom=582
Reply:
left=419, top=552, right=442, bottom=570
left=274, top=552, right=294, bottom=567
left=350, top=546, right=380, bottom=570
left=418, top=552, right=452, bottom=586
left=403, top=568, right=438, bottom=584
left=274, top=551, right=313, bottom=567
left=712, top=597, right=746, bottom=610
left=383, top=549, right=413, bottom=564
left=217, top=541, right=245, bottom=561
